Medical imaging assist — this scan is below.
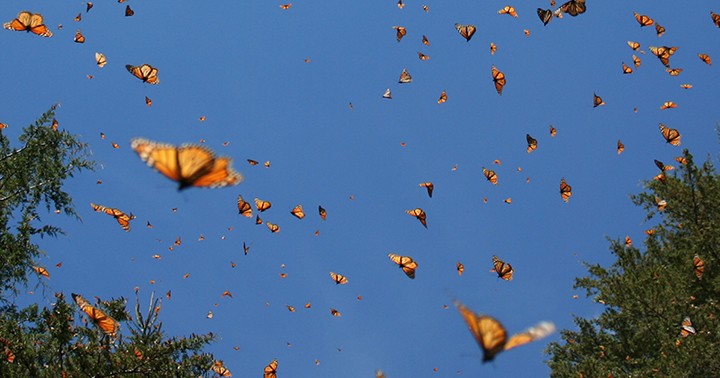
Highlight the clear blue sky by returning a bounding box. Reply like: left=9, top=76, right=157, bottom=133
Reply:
left=3, top=1, right=719, bottom=376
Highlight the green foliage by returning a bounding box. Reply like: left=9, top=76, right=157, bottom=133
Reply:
left=547, top=150, right=720, bottom=377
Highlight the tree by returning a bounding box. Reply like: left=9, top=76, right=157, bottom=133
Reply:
left=0, top=107, right=217, bottom=377
left=546, top=150, right=720, bottom=377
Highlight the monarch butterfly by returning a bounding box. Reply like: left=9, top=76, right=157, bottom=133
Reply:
left=437, top=90, right=447, bottom=104
left=263, top=359, right=278, bottom=378
left=454, top=23, right=476, bottom=41
left=125, top=5, right=134, bottom=16
left=627, top=41, right=640, bottom=50
left=634, top=12, right=654, bottom=27
left=145, top=96, right=152, bottom=106
left=624, top=236, right=632, bottom=247
left=483, top=168, right=498, bottom=185
left=266, top=222, right=279, bottom=233
left=382, top=88, right=392, bottom=99
left=617, top=140, right=624, bottom=154
left=32, top=266, right=50, bottom=279
left=654, top=159, right=672, bottom=172
left=255, top=198, right=271, bottom=212
left=74, top=30, right=85, bottom=43
left=290, top=204, right=305, bottom=219
left=622, top=62, right=633, bottom=74
left=86, top=2, right=94, bottom=12
left=91, top=203, right=135, bottom=231
left=422, top=35, right=429, bottom=45
left=666, top=68, right=682, bottom=76
left=279, top=4, right=292, bottom=9
left=712, top=12, right=720, bottom=28
left=330, top=308, right=342, bottom=317
left=491, top=66, right=506, bottom=95
left=318, top=205, right=327, bottom=220
left=489, top=42, right=497, bottom=55
left=492, top=255, right=514, bottom=280
left=659, top=124, right=681, bottom=146
left=693, top=255, right=705, bottom=280
left=498, top=6, right=518, bottom=17
left=660, top=101, right=677, bottom=110
left=418, top=52, right=430, bottom=60
left=329, top=272, right=348, bottom=285
left=419, top=182, right=434, bottom=197
left=388, top=253, right=418, bottom=279
left=4, top=11, right=52, bottom=37
left=211, top=361, right=232, bottom=377
left=680, top=317, right=696, bottom=337
left=71, top=293, right=119, bottom=338
left=523, top=29, right=530, bottom=37
left=649, top=46, right=677, bottom=68
left=457, top=261, right=464, bottom=276
left=656, top=197, right=668, bottom=211
left=406, top=208, right=427, bottom=228
left=698, top=53, right=712, bottom=65
left=560, top=178, right=572, bottom=202
left=557, top=0, right=586, bottom=17
left=237, top=195, right=252, bottom=217
left=392, top=26, right=406, bottom=42
left=593, top=93, right=605, bottom=107
left=398, top=68, right=412, bottom=83
left=537, top=8, right=553, bottom=25
left=675, top=156, right=688, bottom=165
left=526, top=134, right=538, bottom=153
left=255, top=215, right=263, bottom=225
left=550, top=125, right=557, bottom=137
left=131, top=138, right=242, bottom=189
left=632, top=55, right=641, bottom=68
left=125, top=64, right=159, bottom=84
left=655, top=23, right=665, bottom=37
left=455, top=301, right=555, bottom=362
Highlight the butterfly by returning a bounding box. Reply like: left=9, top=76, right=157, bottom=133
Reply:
left=266, top=222, right=279, bottom=233
left=489, top=42, right=497, bottom=55
left=693, top=255, right=705, bottom=280
left=95, top=52, right=107, bottom=67
left=406, top=208, right=427, bottom=228
left=617, top=140, right=625, bottom=154
left=74, top=30, right=85, bottom=43
left=255, top=215, right=263, bottom=225
left=659, top=124, right=681, bottom=146
left=392, top=25, right=406, bottom=42
left=660, top=101, right=677, bottom=110
left=419, top=182, right=434, bottom=197
left=279, top=4, right=292, bottom=9
left=698, top=53, right=712, bottom=65
left=86, top=2, right=94, bottom=12
left=656, top=197, right=668, bottom=211
left=712, top=12, right=720, bottom=28
left=632, top=55, right=641, bottom=68
left=330, top=308, right=342, bottom=317
left=537, top=8, right=553, bottom=25
left=491, top=66, right=506, bottom=95
left=4, top=11, right=52, bottom=37
left=622, top=62, right=633, bottom=74
left=492, top=255, right=514, bottom=280
left=454, top=23, right=476, bottom=41
left=32, top=266, right=50, bottom=279
left=388, top=253, right=418, bottom=279
left=455, top=301, right=555, bottom=362
left=131, top=138, right=243, bottom=189
left=675, top=156, right=689, bottom=165
left=417, top=52, right=430, bottom=60
left=483, top=168, right=498, bottom=185
left=666, top=68, right=682, bottom=76
left=634, top=12, right=654, bottom=27
left=319, top=205, right=327, bottom=220
left=382, top=88, right=392, bottom=99
left=654, top=159, right=673, bottom=172
left=237, top=195, right=252, bottom=217
left=550, top=126, right=557, bottom=137
left=145, top=96, right=152, bottom=106
left=655, top=23, right=665, bottom=37
left=593, top=93, right=605, bottom=107
left=397, top=0, right=404, bottom=9
left=254, top=198, right=272, bottom=212
left=71, top=293, right=119, bottom=338
left=91, top=203, right=135, bottom=231
left=627, top=41, right=640, bottom=50
left=398, top=68, right=412, bottom=83
left=422, top=35, right=429, bottom=45
left=498, top=6, right=518, bottom=17
left=437, top=90, right=447, bottom=104
left=329, top=272, right=348, bottom=285
left=557, top=0, right=586, bottom=17
left=624, top=236, right=632, bottom=247
left=457, top=262, right=465, bottom=276
left=125, top=64, right=159, bottom=84
left=680, top=317, right=696, bottom=337
left=125, top=5, right=134, bottom=16
left=212, top=361, right=232, bottom=377
left=290, top=204, right=305, bottom=219
left=264, top=359, right=278, bottom=378
left=560, top=178, right=572, bottom=202
left=649, top=46, right=677, bottom=68
left=526, top=134, right=538, bottom=153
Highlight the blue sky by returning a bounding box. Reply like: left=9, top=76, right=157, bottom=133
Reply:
left=4, top=1, right=720, bottom=376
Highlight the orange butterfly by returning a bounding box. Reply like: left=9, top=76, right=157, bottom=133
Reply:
left=457, top=261, right=464, bottom=276
left=490, top=42, right=497, bottom=55
left=526, top=134, right=538, bottom=153
left=145, top=96, right=152, bottom=106
left=675, top=156, right=688, bottom=165
left=660, top=101, right=677, bottom=110
left=557, top=0, right=585, bottom=16
left=125, top=5, right=134, bottom=16
left=649, top=46, right=677, bottom=68
left=712, top=12, right=720, bottom=28
left=94, top=52, right=107, bottom=67
left=237, top=195, right=252, bottom=217
left=266, top=222, right=279, bottom=233
left=3, top=11, right=52, bottom=37
left=388, top=253, right=418, bottom=279
left=437, top=90, right=447, bottom=104
left=622, top=62, right=633, bottom=74
left=32, top=266, right=50, bottom=279
left=693, top=255, right=705, bottom=280
left=329, top=272, right=348, bottom=285
left=624, top=236, right=632, bottom=247
left=627, top=41, right=640, bottom=50
left=634, top=12, right=654, bottom=27
left=560, top=178, right=572, bottom=202
left=255, top=198, right=271, bottom=212
left=419, top=182, right=434, bottom=197
left=455, top=301, right=555, bottom=362
left=125, top=64, right=159, bottom=84
left=655, top=23, right=665, bottom=37
left=617, top=140, right=624, bottom=154
left=666, top=68, right=682, bottom=76
left=279, top=4, right=292, bottom=9
left=550, top=126, right=557, bottom=137
left=131, top=138, right=243, bottom=189
left=537, top=8, right=553, bottom=25
left=392, top=26, right=406, bottom=42
left=398, top=68, right=412, bottom=83
left=86, top=2, right=94, bottom=12
left=680, top=316, right=696, bottom=337
left=330, top=308, right=342, bottom=317
left=593, top=93, right=605, bottom=107
left=318, top=205, right=327, bottom=220
left=698, top=53, right=712, bottom=65
left=659, top=124, right=681, bottom=146
left=632, top=55, right=641, bottom=68
left=74, top=30, right=85, bottom=43
left=406, top=208, right=427, bottom=228
left=417, top=52, right=430, bottom=60
left=498, top=6, right=518, bottom=17
left=491, top=66, right=506, bottom=95
left=422, top=35, right=429, bottom=45
left=483, top=168, right=498, bottom=185
left=91, top=203, right=135, bottom=231
left=455, top=23, right=476, bottom=41
left=212, top=361, right=232, bottom=377
left=492, top=255, right=514, bottom=280
left=72, top=293, right=119, bottom=338
left=264, top=359, right=278, bottom=378
left=290, top=204, right=305, bottom=219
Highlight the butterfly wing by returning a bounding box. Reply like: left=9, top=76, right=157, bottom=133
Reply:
left=455, top=302, right=507, bottom=362
left=72, top=293, right=119, bottom=338
left=263, top=359, right=278, bottom=378
left=505, top=321, right=556, bottom=351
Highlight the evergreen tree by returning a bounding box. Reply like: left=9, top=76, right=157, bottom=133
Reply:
left=547, top=150, right=720, bottom=377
